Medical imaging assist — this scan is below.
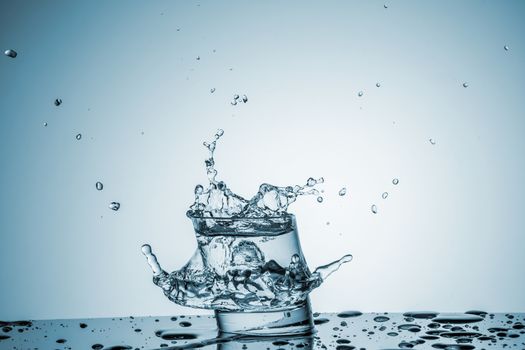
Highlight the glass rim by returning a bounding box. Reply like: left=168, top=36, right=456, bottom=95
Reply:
left=186, top=211, right=295, bottom=221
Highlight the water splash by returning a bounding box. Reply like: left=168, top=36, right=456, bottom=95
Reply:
left=189, top=130, right=325, bottom=218
left=144, top=130, right=352, bottom=312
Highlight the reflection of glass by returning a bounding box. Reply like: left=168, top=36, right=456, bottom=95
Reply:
left=144, top=214, right=325, bottom=335
left=216, top=334, right=314, bottom=350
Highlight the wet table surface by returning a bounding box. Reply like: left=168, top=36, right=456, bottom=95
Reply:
left=1, top=312, right=524, bottom=350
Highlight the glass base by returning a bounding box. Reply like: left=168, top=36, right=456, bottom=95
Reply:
left=215, top=299, right=314, bottom=336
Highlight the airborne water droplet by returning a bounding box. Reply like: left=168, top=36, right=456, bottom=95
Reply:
left=109, top=202, right=120, bottom=211
left=4, top=49, right=17, bottom=58
left=307, top=177, right=317, bottom=187
left=317, top=196, right=323, bottom=203
left=371, top=204, right=377, bottom=214
left=384, top=4, right=388, bottom=8
left=43, top=122, right=48, bottom=127
left=242, top=95, right=248, bottom=103
left=392, top=178, right=399, bottom=185
left=462, top=82, right=469, bottom=88
left=504, top=45, right=509, bottom=51
left=357, top=91, right=364, bottom=97
left=429, top=138, right=436, bottom=145
left=76, top=133, right=82, bottom=140
left=382, top=192, right=388, bottom=199
left=54, top=98, right=62, bottom=106
left=338, top=187, right=347, bottom=196
left=210, top=88, right=215, bottom=93
left=196, top=56, right=200, bottom=60
left=96, top=182, right=103, bottom=191
left=376, top=82, right=381, bottom=87
left=230, top=99, right=237, bottom=106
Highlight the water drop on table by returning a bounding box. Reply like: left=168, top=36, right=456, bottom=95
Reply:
left=109, top=202, right=120, bottom=211
left=382, top=192, right=388, bottom=199
left=374, top=316, right=390, bottom=322
left=371, top=204, right=377, bottom=214
left=96, top=182, right=103, bottom=191
left=392, top=178, right=399, bottom=185
left=4, top=49, right=17, bottom=58
left=339, top=187, right=347, bottom=196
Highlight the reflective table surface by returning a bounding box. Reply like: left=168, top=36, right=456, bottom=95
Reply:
left=1, top=312, right=524, bottom=349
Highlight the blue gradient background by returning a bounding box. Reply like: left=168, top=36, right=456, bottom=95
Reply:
left=1, top=1, right=524, bottom=320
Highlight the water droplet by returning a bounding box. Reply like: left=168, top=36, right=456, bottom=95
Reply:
left=109, top=202, right=120, bottom=211
left=216, top=129, right=224, bottom=137
left=403, top=311, right=439, bottom=319
left=196, top=56, right=200, bottom=60
left=54, top=98, right=62, bottom=106
left=43, top=122, right=48, bottom=127
left=96, top=182, right=103, bottom=191
left=337, top=311, right=363, bottom=318
left=76, top=133, right=82, bottom=140
left=194, top=185, right=203, bottom=195
left=462, top=82, right=469, bottom=88
left=307, top=177, right=317, bottom=187
left=392, top=178, right=399, bottom=185
left=4, top=49, right=17, bottom=58
left=429, top=138, right=436, bottom=145
left=317, top=196, right=323, bottom=203
left=242, top=94, right=248, bottom=103
left=376, top=82, right=381, bottom=87
left=374, top=316, right=390, bottom=322
left=339, top=187, right=347, bottom=196
left=210, top=88, right=215, bottom=93
left=382, top=192, right=388, bottom=199
left=504, top=45, right=509, bottom=51
left=230, top=99, right=237, bottom=106
left=357, top=91, right=364, bottom=97
left=384, top=4, right=388, bottom=8
left=432, top=314, right=484, bottom=324
left=233, top=94, right=239, bottom=100
left=371, top=204, right=377, bottom=214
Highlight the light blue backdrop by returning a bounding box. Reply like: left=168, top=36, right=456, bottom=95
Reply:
left=1, top=0, right=524, bottom=320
